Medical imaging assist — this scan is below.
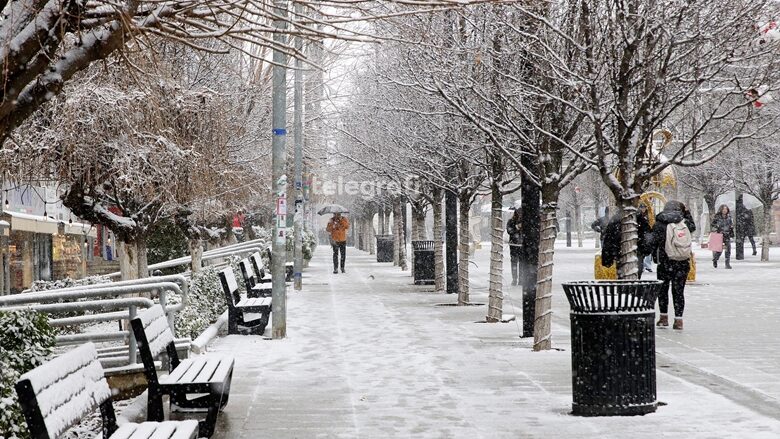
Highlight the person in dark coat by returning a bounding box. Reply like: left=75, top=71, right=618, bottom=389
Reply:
left=506, top=208, right=523, bottom=286
left=591, top=207, right=611, bottom=247
left=740, top=209, right=757, bottom=256
left=646, top=200, right=696, bottom=330
left=711, top=204, right=733, bottom=269
left=599, top=211, right=622, bottom=268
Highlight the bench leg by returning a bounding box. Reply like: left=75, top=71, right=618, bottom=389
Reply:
left=228, top=310, right=239, bottom=335
left=198, top=392, right=223, bottom=438
left=147, top=387, right=165, bottom=422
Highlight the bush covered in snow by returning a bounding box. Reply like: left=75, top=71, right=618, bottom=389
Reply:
left=0, top=310, right=56, bottom=439
left=27, top=274, right=111, bottom=292
left=286, top=228, right=317, bottom=261
left=172, top=267, right=227, bottom=339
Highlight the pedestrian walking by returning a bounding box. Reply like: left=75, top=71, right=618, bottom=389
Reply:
left=326, top=212, right=349, bottom=274
left=740, top=208, right=757, bottom=256
left=506, top=208, right=523, bottom=286
left=647, top=200, right=695, bottom=330
left=636, top=204, right=652, bottom=279
left=711, top=204, right=733, bottom=269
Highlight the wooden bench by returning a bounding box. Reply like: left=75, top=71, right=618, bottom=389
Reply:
left=238, top=257, right=271, bottom=298
left=218, top=267, right=272, bottom=335
left=15, top=342, right=198, bottom=439
left=130, top=305, right=233, bottom=438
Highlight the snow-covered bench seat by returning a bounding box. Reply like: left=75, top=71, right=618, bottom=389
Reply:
left=218, top=267, right=271, bottom=335
left=130, top=305, right=233, bottom=438
left=14, top=342, right=198, bottom=439
left=238, top=257, right=271, bottom=298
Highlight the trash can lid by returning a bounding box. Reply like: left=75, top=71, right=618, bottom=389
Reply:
left=562, top=280, right=662, bottom=313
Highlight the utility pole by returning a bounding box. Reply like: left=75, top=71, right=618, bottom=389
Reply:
left=271, top=0, right=288, bottom=339
left=293, top=1, right=304, bottom=291
left=445, top=180, right=458, bottom=295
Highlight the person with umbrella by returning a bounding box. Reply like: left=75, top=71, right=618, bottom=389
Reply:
left=321, top=205, right=350, bottom=274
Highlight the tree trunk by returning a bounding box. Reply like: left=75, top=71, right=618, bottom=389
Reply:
left=593, top=199, right=601, bottom=248
left=433, top=188, right=445, bottom=293
left=413, top=206, right=426, bottom=240
left=189, top=238, right=203, bottom=273
left=458, top=191, right=471, bottom=305
left=395, top=199, right=408, bottom=270
left=393, top=201, right=400, bottom=266
left=486, top=181, right=503, bottom=322
left=762, top=203, right=772, bottom=261
left=136, top=236, right=148, bottom=278
left=119, top=240, right=139, bottom=281
left=704, top=193, right=717, bottom=227
left=533, top=200, right=558, bottom=351
left=368, top=216, right=376, bottom=255
left=616, top=204, right=640, bottom=280
left=575, top=202, right=583, bottom=247
left=378, top=208, right=385, bottom=235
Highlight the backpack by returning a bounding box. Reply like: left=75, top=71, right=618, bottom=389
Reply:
left=665, top=220, right=692, bottom=261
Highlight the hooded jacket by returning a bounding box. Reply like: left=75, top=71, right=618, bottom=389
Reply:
left=646, top=202, right=696, bottom=280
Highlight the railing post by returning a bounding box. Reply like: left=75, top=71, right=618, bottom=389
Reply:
left=128, top=305, right=137, bottom=364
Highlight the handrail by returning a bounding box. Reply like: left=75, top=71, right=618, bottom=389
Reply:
left=0, top=281, right=184, bottom=366
left=104, top=240, right=269, bottom=278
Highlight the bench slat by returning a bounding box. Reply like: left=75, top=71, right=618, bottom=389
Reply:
left=192, top=358, right=221, bottom=384
left=110, top=421, right=198, bottom=439
left=209, top=358, right=234, bottom=386
left=236, top=297, right=271, bottom=308
left=139, top=306, right=175, bottom=357
left=177, top=357, right=208, bottom=384
left=223, top=268, right=239, bottom=295
left=161, top=358, right=197, bottom=385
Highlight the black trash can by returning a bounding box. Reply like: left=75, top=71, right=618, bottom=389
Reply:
left=412, top=240, right=435, bottom=285
left=562, top=280, right=662, bottom=416
left=376, top=235, right=394, bottom=262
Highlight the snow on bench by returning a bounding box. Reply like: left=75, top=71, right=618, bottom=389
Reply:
left=15, top=342, right=197, bottom=439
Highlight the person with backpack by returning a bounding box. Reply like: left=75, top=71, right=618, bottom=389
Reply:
left=646, top=200, right=696, bottom=330
left=711, top=204, right=733, bottom=269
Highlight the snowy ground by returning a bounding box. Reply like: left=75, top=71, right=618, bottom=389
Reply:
left=202, top=241, right=780, bottom=438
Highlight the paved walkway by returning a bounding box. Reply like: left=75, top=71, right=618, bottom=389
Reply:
left=206, top=243, right=780, bottom=438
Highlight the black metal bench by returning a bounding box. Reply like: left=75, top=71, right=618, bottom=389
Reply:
left=130, top=305, right=234, bottom=438
left=15, top=342, right=198, bottom=439
left=218, top=267, right=272, bottom=335
left=238, top=257, right=271, bottom=298
left=250, top=252, right=272, bottom=285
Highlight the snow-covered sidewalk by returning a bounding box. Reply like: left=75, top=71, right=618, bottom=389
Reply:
left=205, top=244, right=780, bottom=438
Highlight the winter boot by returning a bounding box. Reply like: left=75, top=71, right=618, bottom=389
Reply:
left=656, top=314, right=669, bottom=327
left=713, top=259, right=717, bottom=268
left=673, top=318, right=683, bottom=330
left=725, top=260, right=732, bottom=269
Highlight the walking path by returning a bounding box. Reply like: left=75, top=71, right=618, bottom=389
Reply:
left=207, top=242, right=780, bottom=438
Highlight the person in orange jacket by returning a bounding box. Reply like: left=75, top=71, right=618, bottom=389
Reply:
left=326, top=213, right=349, bottom=274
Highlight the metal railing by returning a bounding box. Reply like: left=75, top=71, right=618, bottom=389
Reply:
left=105, top=239, right=269, bottom=278
left=0, top=277, right=187, bottom=365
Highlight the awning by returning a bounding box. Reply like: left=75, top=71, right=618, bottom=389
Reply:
left=5, top=211, right=97, bottom=237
